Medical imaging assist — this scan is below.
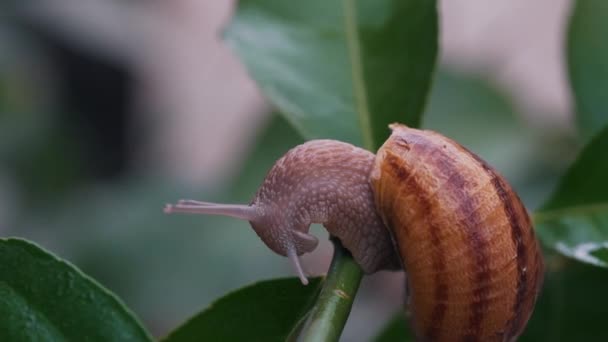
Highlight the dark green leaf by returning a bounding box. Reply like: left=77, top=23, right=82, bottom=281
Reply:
left=567, top=0, right=608, bottom=141
left=225, top=0, right=438, bottom=149
left=162, top=277, right=321, bottom=342
left=520, top=255, right=608, bottom=341
left=0, top=238, right=152, bottom=342
left=373, top=313, right=415, bottom=342
left=535, top=126, right=608, bottom=267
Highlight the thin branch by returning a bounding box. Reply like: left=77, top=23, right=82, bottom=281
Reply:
left=296, top=238, right=364, bottom=342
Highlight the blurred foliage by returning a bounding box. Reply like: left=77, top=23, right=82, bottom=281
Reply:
left=0, top=27, right=79, bottom=203
left=0, top=21, right=128, bottom=206
left=229, top=114, right=304, bottom=199
left=568, top=0, right=608, bottom=141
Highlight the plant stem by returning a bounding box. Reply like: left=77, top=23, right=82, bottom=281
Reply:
left=297, top=238, right=364, bottom=342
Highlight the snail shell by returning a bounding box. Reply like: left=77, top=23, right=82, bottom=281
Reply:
left=165, top=124, right=544, bottom=342
left=370, top=124, right=543, bottom=341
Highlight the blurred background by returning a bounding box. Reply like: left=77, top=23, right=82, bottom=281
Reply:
left=0, top=0, right=580, bottom=340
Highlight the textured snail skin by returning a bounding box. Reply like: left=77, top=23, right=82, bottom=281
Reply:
left=251, top=139, right=401, bottom=273
left=370, top=124, right=544, bottom=341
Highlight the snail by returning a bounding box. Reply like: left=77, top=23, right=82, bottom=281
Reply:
left=164, top=124, right=544, bottom=341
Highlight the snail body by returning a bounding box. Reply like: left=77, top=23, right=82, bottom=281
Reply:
left=165, top=124, right=543, bottom=341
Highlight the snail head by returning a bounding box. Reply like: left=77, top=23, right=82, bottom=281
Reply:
left=164, top=199, right=318, bottom=285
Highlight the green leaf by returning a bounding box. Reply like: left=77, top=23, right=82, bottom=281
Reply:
left=535, top=126, right=608, bottom=267
left=225, top=0, right=438, bottom=149
left=0, top=238, right=152, bottom=342
left=567, top=0, right=608, bottom=141
left=162, top=277, right=322, bottom=342
left=373, top=313, right=415, bottom=342
left=520, top=255, right=608, bottom=341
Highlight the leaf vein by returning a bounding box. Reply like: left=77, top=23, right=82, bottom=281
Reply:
left=342, top=0, right=373, bottom=150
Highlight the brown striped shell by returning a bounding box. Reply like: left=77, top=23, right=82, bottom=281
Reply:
left=370, top=124, right=544, bottom=342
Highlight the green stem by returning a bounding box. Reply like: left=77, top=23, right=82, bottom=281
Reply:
left=297, top=238, right=364, bottom=341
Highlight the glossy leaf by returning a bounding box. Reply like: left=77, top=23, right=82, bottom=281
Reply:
left=229, top=113, right=304, bottom=198
left=567, top=0, right=608, bottom=141
left=225, top=0, right=438, bottom=149
left=162, top=277, right=322, bottom=342
left=0, top=238, right=152, bottom=342
left=535, top=126, right=608, bottom=267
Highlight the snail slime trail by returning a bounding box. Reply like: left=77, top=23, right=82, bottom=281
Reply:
left=165, top=124, right=544, bottom=342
